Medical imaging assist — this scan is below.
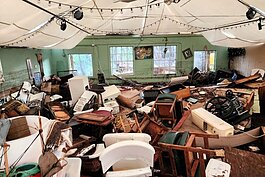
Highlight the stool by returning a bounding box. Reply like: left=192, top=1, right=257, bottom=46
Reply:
left=89, top=84, right=105, bottom=108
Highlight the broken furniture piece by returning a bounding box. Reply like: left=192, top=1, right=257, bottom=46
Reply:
left=73, top=90, right=96, bottom=112
left=113, top=74, right=141, bottom=87
left=143, top=88, right=162, bottom=104
left=160, top=83, right=191, bottom=99
left=48, top=102, right=70, bottom=122
left=137, top=113, right=168, bottom=146
left=74, top=110, right=115, bottom=140
left=158, top=131, right=222, bottom=177
left=230, top=72, right=262, bottom=87
left=1, top=99, right=30, bottom=117
left=205, top=89, right=254, bottom=125
left=89, top=84, right=105, bottom=108
left=151, top=93, right=179, bottom=128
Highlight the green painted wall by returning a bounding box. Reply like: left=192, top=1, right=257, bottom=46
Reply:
left=0, top=48, right=52, bottom=90
left=51, top=35, right=229, bottom=84
left=0, top=35, right=228, bottom=90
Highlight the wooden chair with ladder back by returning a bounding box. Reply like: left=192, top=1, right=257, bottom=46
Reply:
left=158, top=131, right=224, bottom=177
left=151, top=93, right=179, bottom=128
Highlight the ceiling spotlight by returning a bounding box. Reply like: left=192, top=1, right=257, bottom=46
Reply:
left=246, top=7, right=256, bottom=20
left=258, top=18, right=264, bottom=30
left=60, top=20, right=67, bottom=31
left=74, top=8, right=83, bottom=20
left=164, top=0, right=180, bottom=5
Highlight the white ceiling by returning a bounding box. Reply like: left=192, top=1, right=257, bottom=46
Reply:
left=1, top=0, right=265, bottom=49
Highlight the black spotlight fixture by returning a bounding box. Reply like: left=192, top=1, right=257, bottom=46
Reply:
left=246, top=7, right=256, bottom=20
left=60, top=20, right=67, bottom=31
left=74, top=8, right=83, bottom=20
left=258, top=18, right=264, bottom=30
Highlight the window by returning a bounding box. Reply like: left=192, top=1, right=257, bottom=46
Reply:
left=193, top=51, right=216, bottom=72
left=153, top=46, right=176, bottom=74
left=110, top=47, right=134, bottom=75
left=68, top=54, right=93, bottom=76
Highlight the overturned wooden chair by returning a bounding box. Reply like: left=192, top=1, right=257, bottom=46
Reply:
left=158, top=131, right=224, bottom=177
left=151, top=93, right=178, bottom=128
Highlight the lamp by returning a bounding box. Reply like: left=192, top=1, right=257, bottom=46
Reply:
left=60, top=20, right=67, bottom=31
left=246, top=7, right=256, bottom=20
left=73, top=8, right=83, bottom=20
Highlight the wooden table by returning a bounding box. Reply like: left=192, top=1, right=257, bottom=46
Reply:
left=73, top=112, right=115, bottom=141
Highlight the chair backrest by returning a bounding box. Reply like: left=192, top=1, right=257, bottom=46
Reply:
left=99, top=140, right=155, bottom=174
left=155, top=93, right=177, bottom=118
left=103, top=133, right=151, bottom=147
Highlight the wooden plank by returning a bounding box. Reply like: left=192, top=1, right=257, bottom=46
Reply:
left=234, top=73, right=261, bottom=85
left=225, top=147, right=265, bottom=177
left=173, top=110, right=191, bottom=131
left=244, top=80, right=265, bottom=88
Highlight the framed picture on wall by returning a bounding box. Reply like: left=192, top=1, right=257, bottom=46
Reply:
left=134, top=46, right=153, bottom=60
left=182, top=48, right=193, bottom=59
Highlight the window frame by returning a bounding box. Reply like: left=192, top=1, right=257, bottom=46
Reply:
left=68, top=53, right=93, bottom=77
left=153, top=45, right=177, bottom=75
left=110, top=46, right=134, bottom=76
left=193, top=50, right=216, bottom=72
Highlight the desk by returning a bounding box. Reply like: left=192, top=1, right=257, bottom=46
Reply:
left=73, top=111, right=115, bottom=140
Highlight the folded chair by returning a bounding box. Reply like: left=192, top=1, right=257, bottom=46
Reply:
left=99, top=140, right=155, bottom=177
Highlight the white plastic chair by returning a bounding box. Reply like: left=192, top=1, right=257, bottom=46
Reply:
left=103, top=133, right=151, bottom=147
left=99, top=140, right=155, bottom=177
